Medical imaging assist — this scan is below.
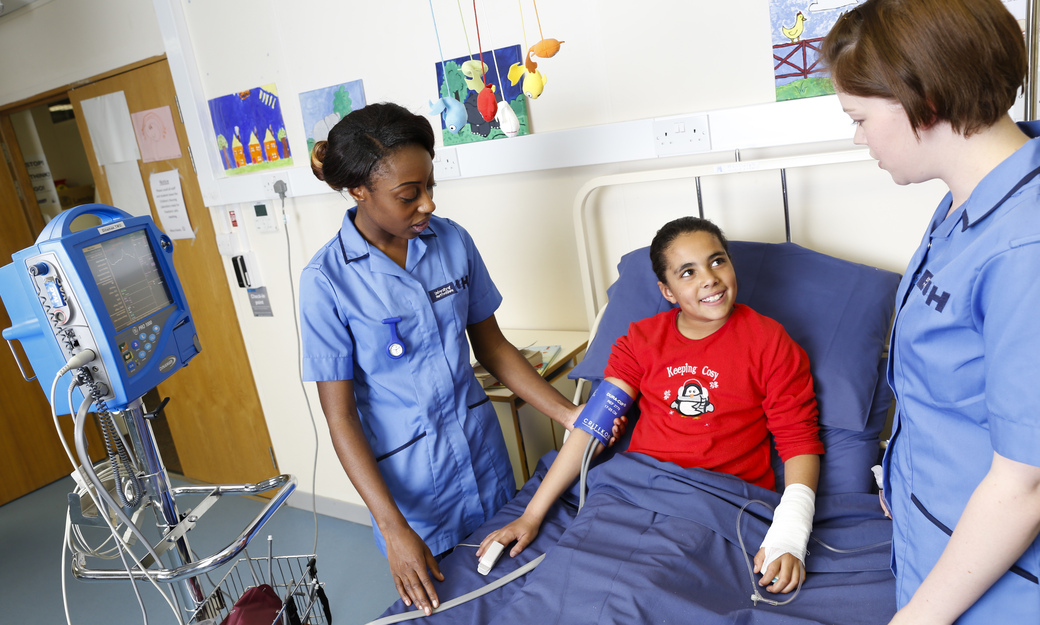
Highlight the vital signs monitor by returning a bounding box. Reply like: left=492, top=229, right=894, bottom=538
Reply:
left=0, top=203, right=199, bottom=414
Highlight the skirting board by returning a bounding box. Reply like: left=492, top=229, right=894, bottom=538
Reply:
left=287, top=489, right=373, bottom=527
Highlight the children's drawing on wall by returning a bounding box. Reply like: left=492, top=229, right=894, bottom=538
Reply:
left=431, top=45, right=530, bottom=146
left=131, top=106, right=182, bottom=163
left=771, top=0, right=1023, bottom=102
left=770, top=0, right=863, bottom=101
left=208, top=84, right=292, bottom=175
left=299, top=80, right=367, bottom=156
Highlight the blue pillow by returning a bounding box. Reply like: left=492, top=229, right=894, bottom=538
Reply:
left=569, top=241, right=901, bottom=495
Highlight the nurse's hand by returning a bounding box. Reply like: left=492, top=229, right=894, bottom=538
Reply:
left=479, top=513, right=542, bottom=558
left=753, top=548, right=804, bottom=594
left=609, top=414, right=628, bottom=446
left=568, top=404, right=628, bottom=446
left=385, top=525, right=443, bottom=616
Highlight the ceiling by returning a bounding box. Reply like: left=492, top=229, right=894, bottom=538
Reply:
left=0, top=0, right=40, bottom=20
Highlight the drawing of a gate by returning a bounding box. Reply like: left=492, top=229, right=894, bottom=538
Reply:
left=774, top=37, right=826, bottom=80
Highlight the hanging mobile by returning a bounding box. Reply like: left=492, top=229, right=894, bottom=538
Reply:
left=382, top=317, right=406, bottom=359
left=472, top=0, right=498, bottom=122
left=427, top=0, right=467, bottom=134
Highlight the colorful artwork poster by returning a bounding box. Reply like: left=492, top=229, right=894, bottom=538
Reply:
left=770, top=0, right=1025, bottom=103
left=208, top=84, right=292, bottom=175
left=299, top=79, right=366, bottom=156
left=769, top=0, right=864, bottom=101
left=432, top=44, right=529, bottom=146
left=131, top=106, right=182, bottom=163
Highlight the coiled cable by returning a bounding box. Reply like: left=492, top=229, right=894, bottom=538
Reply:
left=76, top=368, right=142, bottom=509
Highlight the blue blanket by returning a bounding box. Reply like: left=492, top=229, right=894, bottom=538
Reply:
left=380, top=452, right=896, bottom=624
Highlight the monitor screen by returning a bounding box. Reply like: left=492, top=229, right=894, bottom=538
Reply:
left=82, top=230, right=173, bottom=332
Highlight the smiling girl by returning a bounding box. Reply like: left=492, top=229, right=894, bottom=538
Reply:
left=480, top=217, right=823, bottom=595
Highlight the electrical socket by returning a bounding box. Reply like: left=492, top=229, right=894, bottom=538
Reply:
left=652, top=114, right=711, bottom=157
left=433, top=147, right=461, bottom=179
left=261, top=174, right=291, bottom=200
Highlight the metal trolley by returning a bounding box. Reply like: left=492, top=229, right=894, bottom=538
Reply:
left=189, top=554, right=331, bottom=625
left=63, top=399, right=333, bottom=625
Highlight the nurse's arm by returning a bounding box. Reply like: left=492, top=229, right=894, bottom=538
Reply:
left=468, top=314, right=583, bottom=429
left=889, top=451, right=1040, bottom=625
left=315, top=380, right=443, bottom=616
left=478, top=377, right=636, bottom=558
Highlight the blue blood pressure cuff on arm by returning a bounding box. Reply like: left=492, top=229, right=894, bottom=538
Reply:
left=576, top=380, right=633, bottom=446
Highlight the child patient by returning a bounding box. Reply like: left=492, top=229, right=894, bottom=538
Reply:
left=478, top=217, right=824, bottom=593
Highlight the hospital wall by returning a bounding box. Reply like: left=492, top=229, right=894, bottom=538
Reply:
left=0, top=0, right=947, bottom=522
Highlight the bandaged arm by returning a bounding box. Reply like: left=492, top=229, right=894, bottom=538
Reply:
left=759, top=454, right=820, bottom=570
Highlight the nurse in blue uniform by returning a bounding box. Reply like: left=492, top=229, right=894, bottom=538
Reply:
left=823, top=1, right=1040, bottom=623
left=300, top=103, right=582, bottom=616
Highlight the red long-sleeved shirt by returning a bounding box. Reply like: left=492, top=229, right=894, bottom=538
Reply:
left=605, top=304, right=823, bottom=490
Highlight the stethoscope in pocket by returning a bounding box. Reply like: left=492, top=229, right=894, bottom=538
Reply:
left=382, top=317, right=406, bottom=359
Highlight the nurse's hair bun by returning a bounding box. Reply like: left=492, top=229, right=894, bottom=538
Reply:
left=310, top=140, right=329, bottom=181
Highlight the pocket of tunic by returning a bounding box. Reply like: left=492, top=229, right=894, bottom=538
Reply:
left=912, top=493, right=1038, bottom=585
left=375, top=431, right=428, bottom=462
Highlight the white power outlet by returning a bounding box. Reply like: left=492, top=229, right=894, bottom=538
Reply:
left=652, top=114, right=711, bottom=157
left=433, top=147, right=461, bottom=179
left=261, top=174, right=291, bottom=200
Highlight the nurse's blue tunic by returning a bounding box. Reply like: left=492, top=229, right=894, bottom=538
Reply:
left=884, top=121, right=1040, bottom=621
left=299, top=209, right=514, bottom=556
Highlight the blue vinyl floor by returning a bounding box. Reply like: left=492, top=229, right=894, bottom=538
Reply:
left=0, top=475, right=401, bottom=625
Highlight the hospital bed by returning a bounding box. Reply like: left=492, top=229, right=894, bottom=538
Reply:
left=376, top=150, right=901, bottom=624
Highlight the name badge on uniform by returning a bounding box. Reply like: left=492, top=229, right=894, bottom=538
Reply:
left=428, top=283, right=458, bottom=302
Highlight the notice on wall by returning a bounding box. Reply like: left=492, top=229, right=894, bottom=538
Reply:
left=107, top=161, right=152, bottom=218
left=81, top=92, right=141, bottom=166
left=148, top=169, right=194, bottom=240
left=247, top=287, right=274, bottom=317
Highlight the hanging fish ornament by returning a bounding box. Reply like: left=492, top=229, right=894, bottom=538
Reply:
left=530, top=38, right=564, bottom=58
left=461, top=60, right=490, bottom=93
left=477, top=83, right=498, bottom=122
left=469, top=0, right=498, bottom=122
left=495, top=100, right=520, bottom=137
left=429, top=97, right=467, bottom=133
left=507, top=52, right=548, bottom=99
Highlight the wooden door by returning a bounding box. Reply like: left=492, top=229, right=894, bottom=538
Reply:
left=66, top=59, right=278, bottom=487
left=0, top=117, right=106, bottom=506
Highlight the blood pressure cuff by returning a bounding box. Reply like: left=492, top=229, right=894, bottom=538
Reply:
left=574, top=379, right=632, bottom=446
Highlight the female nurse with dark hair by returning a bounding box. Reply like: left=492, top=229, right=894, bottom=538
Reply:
left=300, top=102, right=582, bottom=616
left=822, top=1, right=1040, bottom=622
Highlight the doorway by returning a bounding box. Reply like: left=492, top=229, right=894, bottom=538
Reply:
left=0, top=57, right=274, bottom=503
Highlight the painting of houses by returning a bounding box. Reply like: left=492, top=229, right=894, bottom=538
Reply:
left=208, top=83, right=293, bottom=175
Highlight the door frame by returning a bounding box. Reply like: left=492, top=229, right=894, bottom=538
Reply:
left=0, top=55, right=166, bottom=232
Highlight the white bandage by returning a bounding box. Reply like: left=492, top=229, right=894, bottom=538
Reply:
left=759, top=483, right=816, bottom=570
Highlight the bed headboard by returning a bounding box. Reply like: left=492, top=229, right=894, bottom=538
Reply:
left=571, top=148, right=874, bottom=328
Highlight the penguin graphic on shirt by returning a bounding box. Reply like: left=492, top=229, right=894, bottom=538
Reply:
left=670, top=379, right=715, bottom=417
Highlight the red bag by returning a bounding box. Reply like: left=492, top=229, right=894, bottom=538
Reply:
left=221, top=584, right=283, bottom=625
